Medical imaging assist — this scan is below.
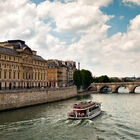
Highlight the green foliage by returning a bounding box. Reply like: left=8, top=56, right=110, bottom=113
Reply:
left=93, top=75, right=123, bottom=83
left=93, top=75, right=110, bottom=83
left=73, top=70, right=82, bottom=89
left=122, top=78, right=133, bottom=82
left=98, top=75, right=110, bottom=83
left=73, top=69, right=93, bottom=89
left=109, top=78, right=122, bottom=82
left=80, top=69, right=93, bottom=89
left=74, top=69, right=132, bottom=89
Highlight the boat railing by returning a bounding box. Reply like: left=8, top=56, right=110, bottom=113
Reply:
left=73, top=101, right=100, bottom=109
left=68, top=112, right=88, bottom=118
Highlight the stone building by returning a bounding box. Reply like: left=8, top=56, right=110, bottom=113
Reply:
left=0, top=40, right=48, bottom=89
left=65, top=61, right=77, bottom=86
left=47, top=60, right=76, bottom=87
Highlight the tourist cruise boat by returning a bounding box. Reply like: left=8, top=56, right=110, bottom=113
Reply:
left=68, top=101, right=101, bottom=120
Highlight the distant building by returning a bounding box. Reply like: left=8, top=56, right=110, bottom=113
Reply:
left=135, top=77, right=140, bottom=82
left=65, top=61, right=76, bottom=86
left=78, top=62, right=80, bottom=70
left=47, top=60, right=76, bottom=87
left=0, top=40, right=48, bottom=89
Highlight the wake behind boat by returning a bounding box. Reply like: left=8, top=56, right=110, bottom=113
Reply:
left=68, top=101, right=101, bottom=120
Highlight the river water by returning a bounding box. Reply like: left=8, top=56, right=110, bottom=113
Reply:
left=0, top=90, right=140, bottom=140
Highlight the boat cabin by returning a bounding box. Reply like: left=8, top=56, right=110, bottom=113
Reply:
left=68, top=101, right=101, bottom=119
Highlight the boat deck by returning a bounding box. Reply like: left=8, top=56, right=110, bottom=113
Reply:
left=68, top=101, right=101, bottom=120
left=73, top=101, right=101, bottom=110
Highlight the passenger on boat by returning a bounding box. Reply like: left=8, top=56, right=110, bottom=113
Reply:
left=74, top=111, right=77, bottom=117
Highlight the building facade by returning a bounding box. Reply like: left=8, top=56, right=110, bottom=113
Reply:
left=47, top=60, right=76, bottom=87
left=0, top=40, right=48, bottom=90
left=65, top=61, right=77, bottom=86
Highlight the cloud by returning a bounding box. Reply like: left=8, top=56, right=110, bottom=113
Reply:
left=37, top=1, right=112, bottom=33
left=77, top=0, right=112, bottom=7
left=0, top=0, right=140, bottom=77
left=67, top=13, right=140, bottom=76
left=122, top=0, right=140, bottom=6
left=0, top=0, right=38, bottom=41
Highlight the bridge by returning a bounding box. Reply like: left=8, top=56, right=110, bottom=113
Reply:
left=89, top=82, right=140, bottom=93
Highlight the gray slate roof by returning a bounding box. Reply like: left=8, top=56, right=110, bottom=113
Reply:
left=32, top=55, right=45, bottom=61
left=0, top=46, right=18, bottom=55
left=6, top=40, right=29, bottom=50
left=47, top=61, right=66, bottom=68
left=0, top=46, right=45, bottom=61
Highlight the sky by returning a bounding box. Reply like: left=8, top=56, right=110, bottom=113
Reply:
left=0, top=0, right=140, bottom=77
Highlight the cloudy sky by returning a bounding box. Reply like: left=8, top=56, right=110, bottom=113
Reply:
left=0, top=0, right=140, bottom=77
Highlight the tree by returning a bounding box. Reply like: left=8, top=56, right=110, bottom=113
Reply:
left=109, top=78, right=122, bottom=82
left=73, top=70, right=82, bottom=89
left=80, top=69, right=93, bottom=89
left=73, top=69, right=93, bottom=90
left=93, top=75, right=124, bottom=83
left=93, top=75, right=110, bottom=83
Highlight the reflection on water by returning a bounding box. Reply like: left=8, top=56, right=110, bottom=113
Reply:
left=118, top=86, right=140, bottom=93
left=101, top=87, right=140, bottom=94
left=135, top=87, right=140, bottom=93
left=118, top=87, right=129, bottom=93
left=0, top=92, right=140, bottom=140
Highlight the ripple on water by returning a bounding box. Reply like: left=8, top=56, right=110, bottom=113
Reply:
left=115, top=122, right=140, bottom=139
left=0, top=94, right=140, bottom=140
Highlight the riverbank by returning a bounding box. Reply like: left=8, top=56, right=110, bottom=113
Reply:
left=0, top=86, right=77, bottom=111
left=77, top=90, right=97, bottom=96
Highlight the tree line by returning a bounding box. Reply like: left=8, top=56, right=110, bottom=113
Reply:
left=73, top=70, right=133, bottom=90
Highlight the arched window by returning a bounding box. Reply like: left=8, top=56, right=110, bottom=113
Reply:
left=0, top=82, right=1, bottom=90
left=23, top=72, right=24, bottom=79
left=26, top=72, right=27, bottom=79
left=13, top=82, right=16, bottom=89
left=38, top=72, right=40, bottom=80
left=29, top=73, right=30, bottom=79
left=9, top=71, right=11, bottom=79
left=35, top=72, right=36, bottom=80
left=5, top=82, right=7, bottom=89
left=4, top=71, right=7, bottom=79
left=38, top=83, right=40, bottom=88
left=9, top=83, right=12, bottom=89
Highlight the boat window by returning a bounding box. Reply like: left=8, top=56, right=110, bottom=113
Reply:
left=89, top=105, right=99, bottom=112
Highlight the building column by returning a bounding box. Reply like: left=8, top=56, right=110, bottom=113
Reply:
left=128, top=85, right=135, bottom=93
left=96, top=86, right=101, bottom=93
left=128, top=87, right=135, bottom=93
left=112, top=87, right=118, bottom=93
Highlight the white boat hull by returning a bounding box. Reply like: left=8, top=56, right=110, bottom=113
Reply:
left=68, top=109, right=101, bottom=120
left=88, top=109, right=101, bottom=119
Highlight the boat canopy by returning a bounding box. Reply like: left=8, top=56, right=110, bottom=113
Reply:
left=72, top=101, right=101, bottom=110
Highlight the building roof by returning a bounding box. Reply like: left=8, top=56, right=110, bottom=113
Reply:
left=0, top=40, right=45, bottom=61
left=6, top=40, right=29, bottom=50
left=8, top=40, right=25, bottom=44
left=0, top=45, right=45, bottom=61
left=32, top=55, right=45, bottom=61
left=47, top=59, right=76, bottom=69
left=0, top=46, right=18, bottom=55
left=47, top=61, right=59, bottom=68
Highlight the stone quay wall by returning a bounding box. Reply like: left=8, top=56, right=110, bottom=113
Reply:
left=0, top=86, right=77, bottom=111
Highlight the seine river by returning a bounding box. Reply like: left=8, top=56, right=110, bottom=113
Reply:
left=0, top=88, right=140, bottom=140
